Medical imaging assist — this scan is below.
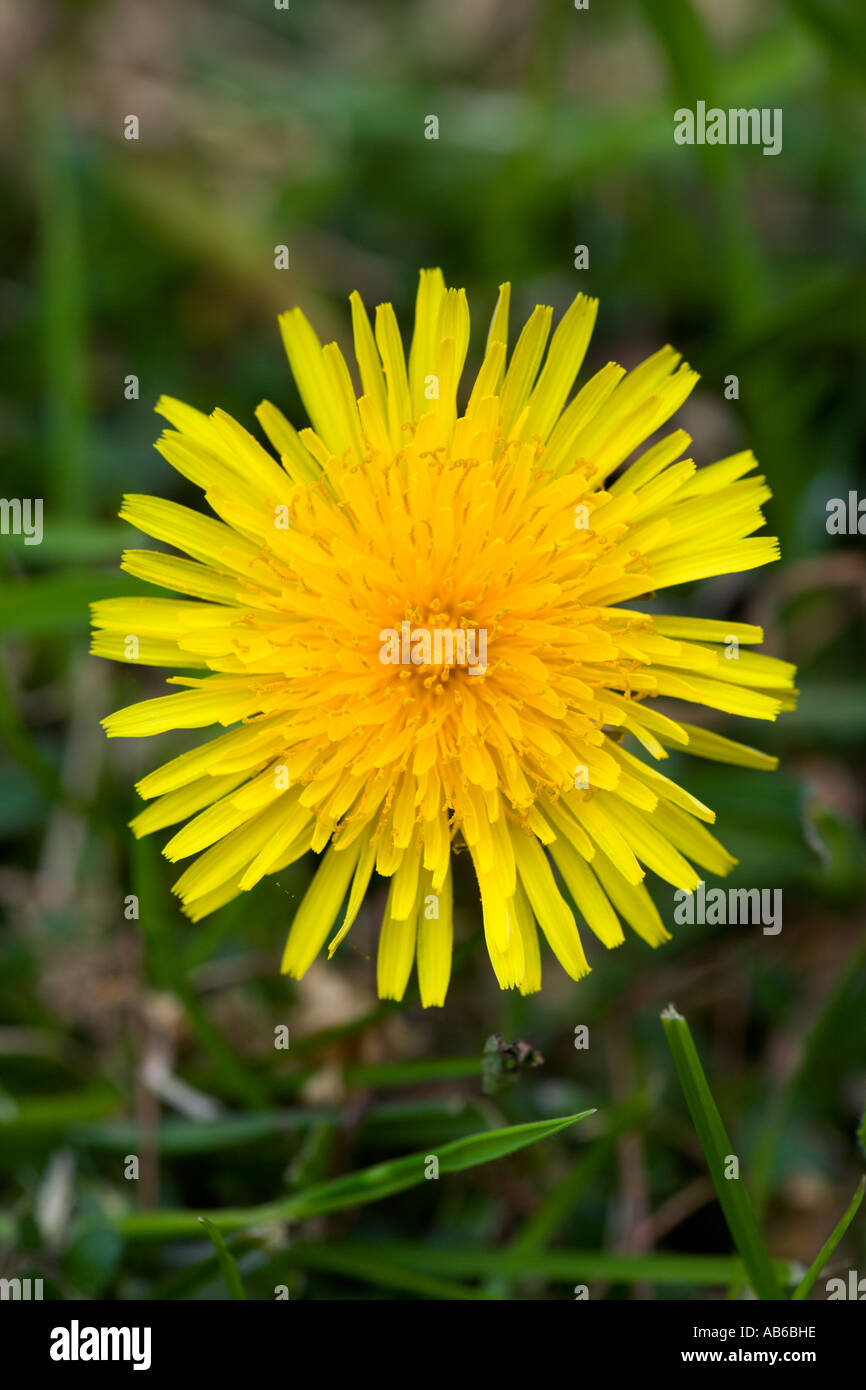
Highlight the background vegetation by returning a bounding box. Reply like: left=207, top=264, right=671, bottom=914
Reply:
left=1, top=0, right=864, bottom=1300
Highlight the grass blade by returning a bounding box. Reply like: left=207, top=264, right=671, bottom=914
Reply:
left=278, top=1241, right=780, bottom=1289
left=273, top=1246, right=493, bottom=1301
left=791, top=1177, right=865, bottom=1301
left=660, top=1006, right=782, bottom=1299
left=33, top=79, right=89, bottom=518
left=116, top=1110, right=595, bottom=1239
left=197, top=1216, right=247, bottom=1300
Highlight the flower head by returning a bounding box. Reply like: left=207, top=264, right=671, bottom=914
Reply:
left=92, top=271, right=796, bottom=1004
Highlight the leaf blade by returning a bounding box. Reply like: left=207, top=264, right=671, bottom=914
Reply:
left=791, top=1177, right=865, bottom=1301
left=117, top=1110, right=595, bottom=1239
left=197, top=1216, right=247, bottom=1300
left=661, top=1005, right=782, bottom=1299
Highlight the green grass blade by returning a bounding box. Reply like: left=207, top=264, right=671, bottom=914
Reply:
left=275, top=1245, right=493, bottom=1301
left=638, top=0, right=768, bottom=321
left=68, top=1099, right=480, bottom=1156
left=660, top=1006, right=782, bottom=1299
left=0, top=573, right=151, bottom=637
left=279, top=1241, right=781, bottom=1289
left=145, top=1239, right=257, bottom=1301
left=343, top=1057, right=481, bottom=1087
left=32, top=80, right=89, bottom=519
left=116, top=1110, right=595, bottom=1239
left=197, top=1216, right=247, bottom=1300
left=791, top=1177, right=865, bottom=1301
left=0, top=1086, right=119, bottom=1134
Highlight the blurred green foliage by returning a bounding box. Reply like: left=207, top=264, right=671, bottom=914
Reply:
left=0, top=0, right=864, bottom=1299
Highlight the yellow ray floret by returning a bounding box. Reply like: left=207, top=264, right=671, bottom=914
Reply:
left=91, top=272, right=796, bottom=1004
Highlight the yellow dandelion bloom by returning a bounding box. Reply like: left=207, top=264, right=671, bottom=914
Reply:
left=92, top=271, right=796, bottom=1005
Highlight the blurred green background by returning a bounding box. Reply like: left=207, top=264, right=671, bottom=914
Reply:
left=1, top=0, right=865, bottom=1300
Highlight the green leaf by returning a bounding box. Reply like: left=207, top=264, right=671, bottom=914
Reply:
left=0, top=572, right=150, bottom=637
left=345, top=1056, right=481, bottom=1087
left=13, top=523, right=130, bottom=569
left=197, top=1216, right=247, bottom=1300
left=116, top=1110, right=595, bottom=1240
left=660, top=1006, right=783, bottom=1299
left=0, top=1087, right=119, bottom=1135
left=639, top=0, right=719, bottom=102
left=791, top=1178, right=865, bottom=1301
left=33, top=81, right=89, bottom=518
left=272, top=1245, right=492, bottom=1301
left=277, top=1241, right=779, bottom=1290
left=69, top=1099, right=480, bottom=1156
left=144, top=1239, right=257, bottom=1302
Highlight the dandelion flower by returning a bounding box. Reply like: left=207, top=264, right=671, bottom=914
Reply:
left=92, top=271, right=796, bottom=1005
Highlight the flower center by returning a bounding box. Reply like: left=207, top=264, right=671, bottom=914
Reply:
left=378, top=598, right=489, bottom=689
